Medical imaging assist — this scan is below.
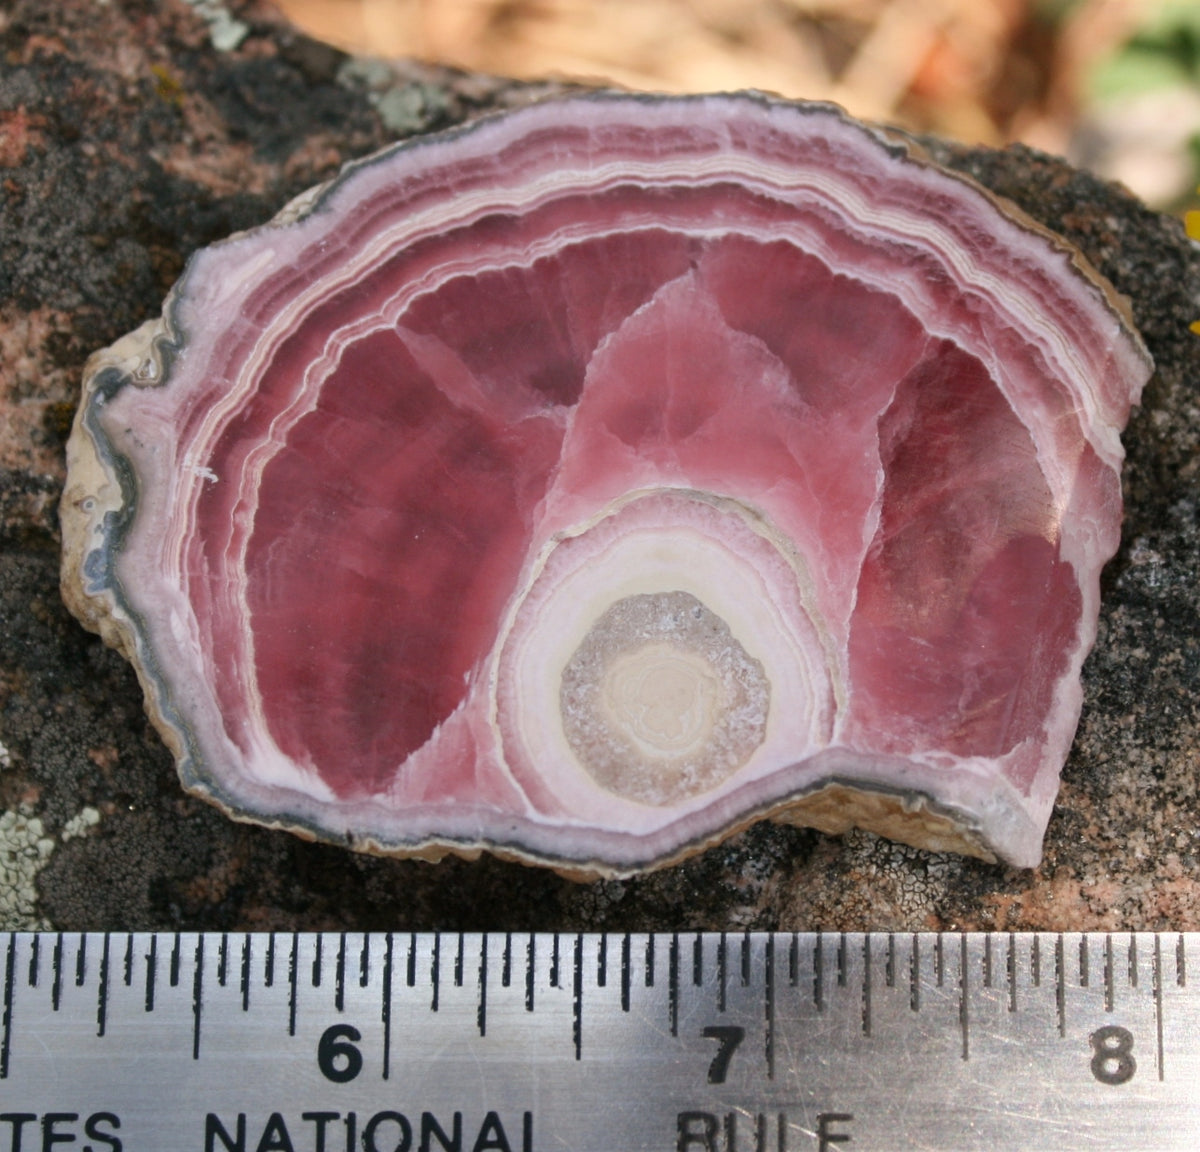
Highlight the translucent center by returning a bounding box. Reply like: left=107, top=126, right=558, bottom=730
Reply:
left=561, top=590, right=769, bottom=805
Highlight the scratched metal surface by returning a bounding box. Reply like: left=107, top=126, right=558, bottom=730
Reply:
left=4, top=932, right=1199, bottom=1149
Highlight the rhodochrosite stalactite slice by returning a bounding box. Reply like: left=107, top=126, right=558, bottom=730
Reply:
left=61, top=93, right=1152, bottom=875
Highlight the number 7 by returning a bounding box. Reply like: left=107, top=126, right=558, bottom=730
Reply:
left=701, top=1025, right=745, bottom=1084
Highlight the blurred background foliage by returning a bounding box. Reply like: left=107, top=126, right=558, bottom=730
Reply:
left=274, top=0, right=1200, bottom=215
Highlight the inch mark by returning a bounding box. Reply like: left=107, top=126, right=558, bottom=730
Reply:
left=359, top=934, right=370, bottom=989
left=717, top=933, right=727, bottom=1013
left=335, top=933, right=347, bottom=1013
left=1105, top=935, right=1115, bottom=1013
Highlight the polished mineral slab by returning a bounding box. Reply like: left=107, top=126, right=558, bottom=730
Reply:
left=61, top=92, right=1152, bottom=874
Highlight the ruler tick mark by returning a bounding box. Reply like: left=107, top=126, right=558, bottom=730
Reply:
left=144, top=935, right=156, bottom=1013
left=265, top=934, right=276, bottom=989
left=909, top=934, right=919, bottom=1013
left=525, top=934, right=535, bottom=1013
left=959, top=934, right=969, bottom=1062
left=1079, top=936, right=1089, bottom=988
left=478, top=934, right=488, bottom=1038
left=1129, top=933, right=1138, bottom=988
left=218, top=933, right=228, bottom=988
left=503, top=933, right=513, bottom=989
left=863, top=935, right=872, bottom=1038
left=287, top=932, right=299, bottom=1038
left=27, top=936, right=39, bottom=989
left=814, top=932, right=823, bottom=1012
left=454, top=933, right=464, bottom=988
left=97, top=933, right=110, bottom=1038
left=644, top=936, right=654, bottom=987
left=407, top=933, right=417, bottom=989
left=335, top=933, right=346, bottom=1012
left=123, top=935, right=133, bottom=989
left=765, top=934, right=776, bottom=1080
left=76, top=934, right=87, bottom=987
left=669, top=933, right=680, bottom=1038
left=885, top=933, right=895, bottom=989
left=788, top=933, right=798, bottom=987
left=1032, top=934, right=1041, bottom=987
left=1104, top=934, right=1114, bottom=1012
left=170, top=933, right=180, bottom=988
left=1055, top=934, right=1066, bottom=1038
left=692, top=933, right=702, bottom=986
left=311, top=935, right=323, bottom=988
left=573, top=933, right=583, bottom=1060
left=431, top=935, right=441, bottom=1012
left=359, top=934, right=370, bottom=989
left=597, top=934, right=607, bottom=989
left=718, top=933, right=727, bottom=1012
left=1, top=934, right=14, bottom=1080
left=1155, top=933, right=1165, bottom=1082
left=1177, top=933, right=1186, bottom=986
left=1007, top=932, right=1017, bottom=1013
left=240, top=936, right=251, bottom=1012
left=192, top=935, right=205, bottom=1060
left=741, top=932, right=751, bottom=987
left=620, top=934, right=630, bottom=1012
left=51, top=934, right=63, bottom=1012
left=381, top=933, right=393, bottom=1082
left=551, top=934, right=561, bottom=989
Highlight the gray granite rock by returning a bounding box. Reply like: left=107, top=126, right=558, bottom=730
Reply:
left=2, top=0, right=1198, bottom=932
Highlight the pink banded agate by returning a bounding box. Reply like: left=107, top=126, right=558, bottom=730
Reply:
left=61, top=93, right=1152, bottom=874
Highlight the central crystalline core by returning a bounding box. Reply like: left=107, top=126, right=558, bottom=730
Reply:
left=561, top=591, right=770, bottom=805
left=62, top=92, right=1154, bottom=875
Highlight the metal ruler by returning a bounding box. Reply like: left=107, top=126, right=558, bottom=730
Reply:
left=2, top=931, right=1198, bottom=1151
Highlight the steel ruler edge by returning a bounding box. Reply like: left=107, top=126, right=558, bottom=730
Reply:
left=1, top=930, right=1198, bottom=1151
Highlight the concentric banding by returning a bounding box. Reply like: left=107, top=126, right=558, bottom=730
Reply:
left=494, top=489, right=835, bottom=815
